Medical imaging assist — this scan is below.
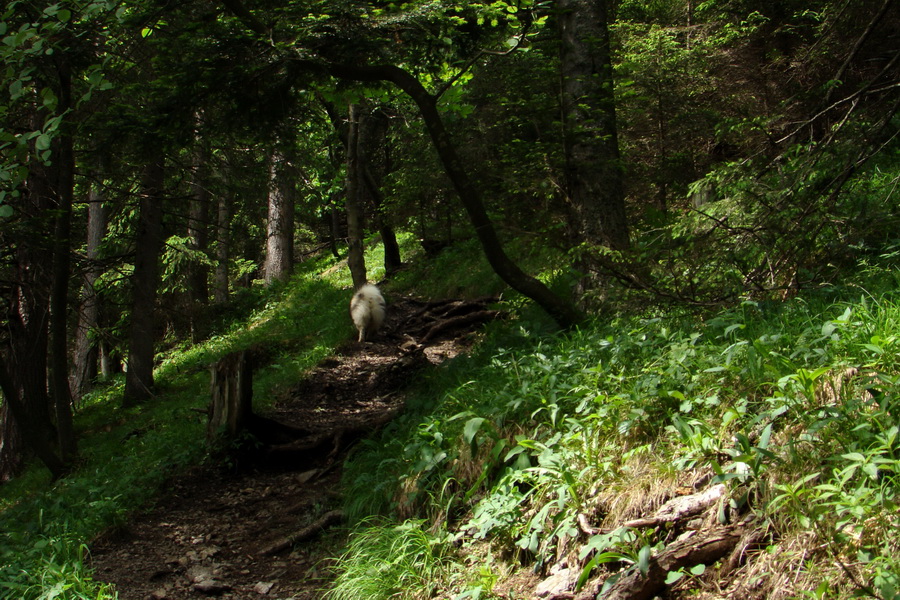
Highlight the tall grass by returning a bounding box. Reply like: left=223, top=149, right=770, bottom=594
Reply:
left=325, top=519, right=456, bottom=600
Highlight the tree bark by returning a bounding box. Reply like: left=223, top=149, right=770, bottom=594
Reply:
left=0, top=400, right=24, bottom=482
left=588, top=523, right=744, bottom=600
left=188, top=137, right=211, bottom=340
left=0, top=359, right=66, bottom=480
left=334, top=64, right=584, bottom=328
left=214, top=194, right=230, bottom=303
left=345, top=103, right=368, bottom=289
left=0, top=132, right=66, bottom=478
left=73, top=179, right=107, bottom=397
left=556, top=0, right=630, bottom=251
left=358, top=108, right=403, bottom=275
left=48, top=116, right=77, bottom=464
left=208, top=351, right=254, bottom=440
left=124, top=155, right=165, bottom=406
left=263, top=147, right=296, bottom=285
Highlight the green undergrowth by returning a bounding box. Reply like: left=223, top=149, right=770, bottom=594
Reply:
left=0, top=253, right=364, bottom=600
left=334, top=282, right=900, bottom=599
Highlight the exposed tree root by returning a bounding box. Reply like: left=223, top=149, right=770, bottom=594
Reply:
left=258, top=510, right=345, bottom=555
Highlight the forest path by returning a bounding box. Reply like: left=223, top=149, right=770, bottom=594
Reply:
left=91, top=294, right=500, bottom=600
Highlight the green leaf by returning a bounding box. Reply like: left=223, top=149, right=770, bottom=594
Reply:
left=0, top=204, right=12, bottom=218
left=664, top=570, right=684, bottom=584
left=35, top=133, right=52, bottom=150
left=463, top=417, right=486, bottom=446
left=56, top=9, right=71, bottom=22
left=689, top=563, right=706, bottom=575
left=637, top=544, right=651, bottom=575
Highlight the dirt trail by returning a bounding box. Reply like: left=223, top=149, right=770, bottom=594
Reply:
left=91, top=295, right=499, bottom=600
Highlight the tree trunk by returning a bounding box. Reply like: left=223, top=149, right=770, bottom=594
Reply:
left=328, top=205, right=342, bottom=259
left=0, top=359, right=66, bottom=480
left=263, top=148, right=296, bottom=285
left=221, top=9, right=584, bottom=327
left=0, top=401, right=24, bottom=482
left=208, top=351, right=254, bottom=440
left=124, top=155, right=165, bottom=406
left=214, top=194, right=230, bottom=303
left=556, top=0, right=630, bottom=251
left=188, top=140, right=211, bottom=340
left=358, top=108, right=403, bottom=275
left=73, top=179, right=107, bottom=398
left=345, top=103, right=368, bottom=289
left=0, top=133, right=67, bottom=478
left=326, top=64, right=584, bottom=328
left=48, top=116, right=77, bottom=464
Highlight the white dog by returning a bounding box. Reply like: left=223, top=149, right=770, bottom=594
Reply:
left=350, top=284, right=386, bottom=342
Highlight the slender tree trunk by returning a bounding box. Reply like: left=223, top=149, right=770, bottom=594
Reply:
left=124, top=155, right=165, bottom=406
left=48, top=119, right=77, bottom=464
left=73, top=180, right=107, bottom=397
left=328, top=205, right=342, bottom=259
left=263, top=148, right=296, bottom=285
left=346, top=103, right=368, bottom=289
left=188, top=141, right=211, bottom=340
left=556, top=0, right=630, bottom=251
left=214, top=195, right=230, bottom=303
left=358, top=108, right=403, bottom=275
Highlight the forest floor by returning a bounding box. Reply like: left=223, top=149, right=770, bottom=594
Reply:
left=90, top=294, right=501, bottom=600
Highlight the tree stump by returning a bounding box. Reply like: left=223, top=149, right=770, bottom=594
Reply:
left=208, top=351, right=254, bottom=441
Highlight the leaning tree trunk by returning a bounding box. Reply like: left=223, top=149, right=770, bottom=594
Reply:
left=345, top=103, right=368, bottom=289
left=222, top=7, right=584, bottom=328
left=557, top=0, right=630, bottom=252
left=124, top=155, right=165, bottom=407
left=263, top=147, right=296, bottom=286
left=328, top=64, right=584, bottom=328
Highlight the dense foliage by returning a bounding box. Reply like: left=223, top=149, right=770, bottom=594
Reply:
left=1, top=0, right=899, bottom=598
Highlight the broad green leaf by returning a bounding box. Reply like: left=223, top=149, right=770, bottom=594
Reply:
left=665, top=570, right=684, bottom=584
left=463, top=417, right=486, bottom=446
